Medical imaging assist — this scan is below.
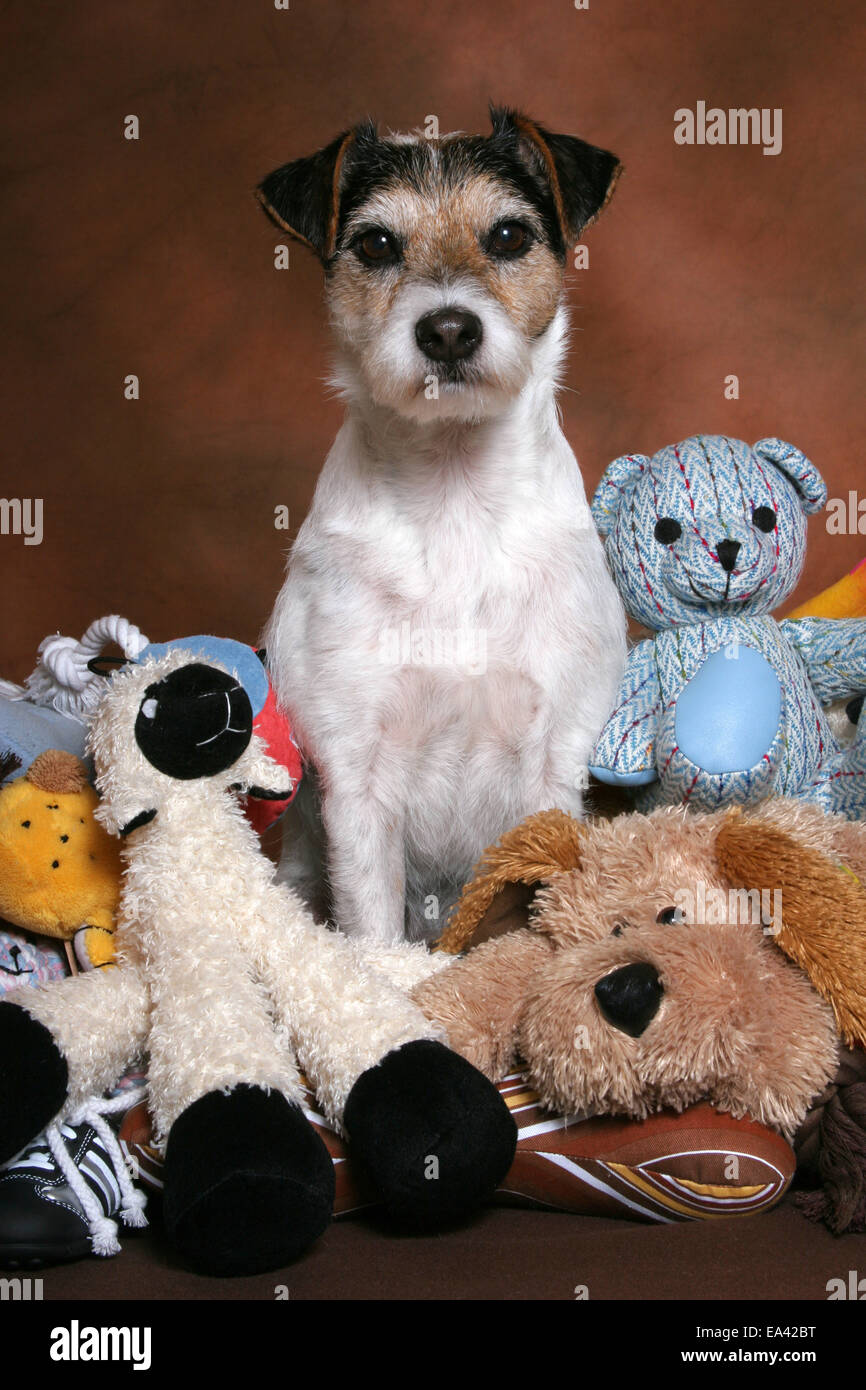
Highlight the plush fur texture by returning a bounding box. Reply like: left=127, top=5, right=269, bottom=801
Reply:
left=0, top=751, right=120, bottom=953
left=589, top=434, right=866, bottom=815
left=12, top=648, right=444, bottom=1147
left=258, top=109, right=627, bottom=943
left=163, top=1086, right=336, bottom=1276
left=414, top=802, right=866, bottom=1171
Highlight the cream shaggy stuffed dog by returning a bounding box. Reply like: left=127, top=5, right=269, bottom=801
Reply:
left=259, top=108, right=628, bottom=944
left=0, top=643, right=515, bottom=1275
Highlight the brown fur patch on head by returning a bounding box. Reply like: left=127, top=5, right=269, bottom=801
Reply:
left=26, top=750, right=89, bottom=795
left=535, top=806, right=725, bottom=947
left=328, top=171, right=564, bottom=342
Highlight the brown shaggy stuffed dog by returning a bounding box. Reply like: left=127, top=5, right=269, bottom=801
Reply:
left=411, top=799, right=866, bottom=1231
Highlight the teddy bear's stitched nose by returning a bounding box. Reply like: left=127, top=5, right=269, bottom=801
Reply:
left=594, top=962, right=663, bottom=1037
left=716, top=539, right=741, bottom=573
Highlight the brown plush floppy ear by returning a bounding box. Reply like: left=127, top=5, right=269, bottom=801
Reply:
left=438, top=808, right=584, bottom=954
left=715, top=810, right=866, bottom=1048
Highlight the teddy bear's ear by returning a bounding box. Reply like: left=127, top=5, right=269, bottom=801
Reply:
left=437, top=809, right=585, bottom=954
left=752, top=438, right=828, bottom=515
left=590, top=454, right=651, bottom=537
left=715, top=808, right=866, bottom=1048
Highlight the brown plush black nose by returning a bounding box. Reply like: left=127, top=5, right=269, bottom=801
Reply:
left=716, top=539, right=741, bottom=573
left=415, top=308, right=482, bottom=364
left=594, top=963, right=663, bottom=1037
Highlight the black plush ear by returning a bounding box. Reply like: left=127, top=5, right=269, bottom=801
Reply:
left=256, top=123, right=371, bottom=263
left=490, top=105, right=622, bottom=247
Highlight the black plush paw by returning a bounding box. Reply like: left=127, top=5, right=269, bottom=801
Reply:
left=162, top=1085, right=335, bottom=1277
left=0, top=1004, right=68, bottom=1164
left=343, top=1039, right=517, bottom=1227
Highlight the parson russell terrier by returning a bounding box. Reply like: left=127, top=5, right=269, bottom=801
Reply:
left=257, top=107, right=627, bottom=944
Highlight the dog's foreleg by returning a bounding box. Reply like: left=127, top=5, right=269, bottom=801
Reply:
left=274, top=774, right=329, bottom=920
left=319, top=775, right=407, bottom=943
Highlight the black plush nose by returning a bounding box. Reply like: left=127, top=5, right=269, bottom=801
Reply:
left=716, top=539, right=741, bottom=573
left=594, top=963, right=663, bottom=1038
left=135, top=662, right=253, bottom=780
left=415, top=307, right=482, bottom=364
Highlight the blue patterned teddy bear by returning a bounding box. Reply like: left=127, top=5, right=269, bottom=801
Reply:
left=588, top=434, right=866, bottom=817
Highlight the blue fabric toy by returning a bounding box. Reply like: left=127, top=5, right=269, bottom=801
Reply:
left=588, top=434, right=866, bottom=817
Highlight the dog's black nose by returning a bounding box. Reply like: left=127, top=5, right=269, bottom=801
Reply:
left=594, top=963, right=663, bottom=1037
left=415, top=308, right=482, bottom=364
left=135, top=662, right=253, bottom=780
left=716, top=539, right=741, bottom=573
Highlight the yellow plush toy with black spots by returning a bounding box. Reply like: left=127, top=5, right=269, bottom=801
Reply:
left=0, top=750, right=119, bottom=969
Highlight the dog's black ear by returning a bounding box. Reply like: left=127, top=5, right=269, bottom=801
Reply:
left=490, top=105, right=622, bottom=246
left=256, top=122, right=373, bottom=263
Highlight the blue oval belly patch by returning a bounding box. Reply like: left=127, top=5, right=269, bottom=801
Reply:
left=675, top=646, right=782, bottom=774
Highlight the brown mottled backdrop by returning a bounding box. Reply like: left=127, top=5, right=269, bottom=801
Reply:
left=1, top=0, right=864, bottom=679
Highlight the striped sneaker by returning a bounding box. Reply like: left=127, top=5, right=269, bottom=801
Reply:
left=0, top=1101, right=148, bottom=1269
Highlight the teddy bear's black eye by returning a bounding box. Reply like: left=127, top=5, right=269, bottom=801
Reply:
left=654, top=518, right=682, bottom=545
left=611, top=920, right=630, bottom=937
left=752, top=506, right=777, bottom=533
left=657, top=905, right=685, bottom=925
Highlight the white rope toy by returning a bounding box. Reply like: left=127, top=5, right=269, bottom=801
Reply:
left=16, top=616, right=149, bottom=722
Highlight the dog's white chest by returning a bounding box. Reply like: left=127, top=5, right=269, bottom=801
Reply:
left=266, top=393, right=627, bottom=940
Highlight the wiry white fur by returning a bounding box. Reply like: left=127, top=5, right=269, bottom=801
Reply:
left=19, top=650, right=442, bottom=1146
left=266, top=303, right=628, bottom=943
left=332, top=274, right=533, bottom=424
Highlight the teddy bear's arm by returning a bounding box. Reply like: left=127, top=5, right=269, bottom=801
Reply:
left=410, top=929, right=556, bottom=1081
left=73, top=924, right=115, bottom=970
left=588, top=640, right=661, bottom=785
left=780, top=617, right=866, bottom=702
left=14, top=960, right=150, bottom=1114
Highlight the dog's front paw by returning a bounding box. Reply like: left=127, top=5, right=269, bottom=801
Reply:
left=343, top=1039, right=516, bottom=1227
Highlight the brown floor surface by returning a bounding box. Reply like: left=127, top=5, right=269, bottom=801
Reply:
left=34, top=1197, right=866, bottom=1302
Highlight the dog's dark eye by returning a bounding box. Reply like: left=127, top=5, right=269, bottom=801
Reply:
left=486, top=221, right=532, bottom=259
left=657, top=905, right=686, bottom=925
left=354, top=228, right=401, bottom=266
left=752, top=506, right=777, bottom=533
left=654, top=518, right=682, bottom=544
